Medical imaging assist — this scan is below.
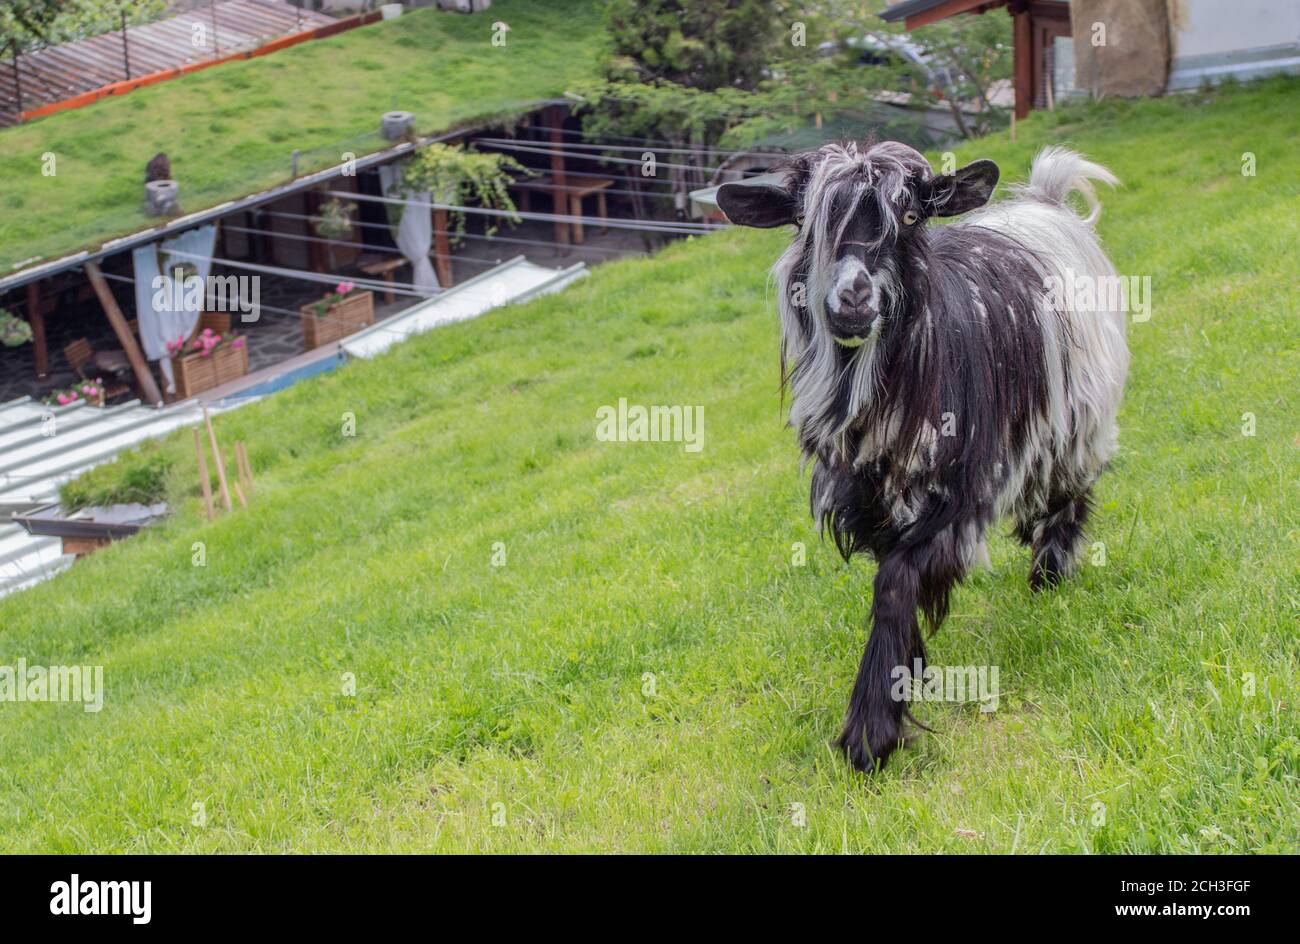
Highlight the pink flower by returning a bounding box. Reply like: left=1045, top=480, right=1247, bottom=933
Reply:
left=56, top=394, right=70, bottom=405
left=232, top=337, right=245, bottom=349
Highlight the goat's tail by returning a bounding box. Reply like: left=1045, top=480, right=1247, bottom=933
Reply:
left=1022, top=146, right=1118, bottom=226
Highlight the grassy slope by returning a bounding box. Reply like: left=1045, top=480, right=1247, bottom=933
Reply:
left=0, top=0, right=601, bottom=273
left=0, top=79, right=1297, bottom=853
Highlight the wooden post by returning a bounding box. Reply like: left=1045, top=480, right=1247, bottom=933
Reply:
left=203, top=406, right=233, bottom=512
left=194, top=428, right=214, bottom=520
left=10, top=42, right=23, bottom=117
left=232, top=480, right=248, bottom=509
left=1012, top=4, right=1033, bottom=121
left=307, top=191, right=326, bottom=273
left=26, top=280, right=47, bottom=378
left=235, top=441, right=254, bottom=496
left=548, top=105, right=570, bottom=246
left=84, top=261, right=163, bottom=406
left=432, top=207, right=453, bottom=287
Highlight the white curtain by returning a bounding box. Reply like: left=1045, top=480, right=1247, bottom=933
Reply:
left=378, top=166, right=439, bottom=294
left=132, top=224, right=218, bottom=393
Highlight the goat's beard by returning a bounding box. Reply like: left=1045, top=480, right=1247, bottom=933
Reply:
left=772, top=240, right=889, bottom=462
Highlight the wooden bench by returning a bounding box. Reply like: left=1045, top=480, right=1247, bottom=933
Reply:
left=356, top=253, right=407, bottom=303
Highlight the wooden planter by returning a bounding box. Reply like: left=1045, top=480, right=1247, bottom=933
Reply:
left=172, top=343, right=249, bottom=398
left=300, top=290, right=374, bottom=351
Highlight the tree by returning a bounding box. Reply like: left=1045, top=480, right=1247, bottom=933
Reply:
left=2, top=0, right=167, bottom=56
left=791, top=0, right=1013, bottom=138
left=603, top=0, right=781, bottom=91
left=1, top=0, right=63, bottom=55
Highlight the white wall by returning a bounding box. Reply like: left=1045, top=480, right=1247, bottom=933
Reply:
left=1168, top=0, right=1300, bottom=88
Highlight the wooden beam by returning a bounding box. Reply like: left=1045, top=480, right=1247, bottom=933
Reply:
left=84, top=261, right=163, bottom=406
left=306, top=191, right=326, bottom=273
left=1012, top=6, right=1033, bottom=120
left=63, top=535, right=112, bottom=557
left=432, top=207, right=453, bottom=287
left=548, top=105, right=570, bottom=246
left=905, top=0, right=997, bottom=29
left=26, top=279, right=47, bottom=378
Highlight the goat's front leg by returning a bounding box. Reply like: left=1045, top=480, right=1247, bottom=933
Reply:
left=836, top=552, right=926, bottom=772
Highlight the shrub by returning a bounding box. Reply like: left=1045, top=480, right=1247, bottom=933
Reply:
left=59, top=439, right=175, bottom=511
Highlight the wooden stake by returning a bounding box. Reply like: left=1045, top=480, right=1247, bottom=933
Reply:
left=194, top=428, right=214, bottom=521
left=231, top=473, right=248, bottom=509
left=203, top=406, right=233, bottom=512
left=235, top=441, right=255, bottom=495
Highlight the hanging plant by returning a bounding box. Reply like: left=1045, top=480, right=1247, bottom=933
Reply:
left=398, top=143, right=530, bottom=244
left=0, top=307, right=33, bottom=347
left=313, top=198, right=358, bottom=241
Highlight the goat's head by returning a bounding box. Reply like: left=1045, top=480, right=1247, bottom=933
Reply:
left=717, top=141, right=999, bottom=347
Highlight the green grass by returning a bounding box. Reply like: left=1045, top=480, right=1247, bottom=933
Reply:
left=0, top=0, right=602, bottom=274
left=1, top=78, right=1297, bottom=853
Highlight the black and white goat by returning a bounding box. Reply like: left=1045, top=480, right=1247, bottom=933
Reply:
left=717, top=143, right=1128, bottom=771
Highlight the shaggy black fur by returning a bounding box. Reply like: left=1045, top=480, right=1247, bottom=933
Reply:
left=718, top=143, right=1120, bottom=772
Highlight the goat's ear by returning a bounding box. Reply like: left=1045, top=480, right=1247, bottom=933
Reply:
left=716, top=181, right=799, bottom=228
left=924, top=159, right=1000, bottom=217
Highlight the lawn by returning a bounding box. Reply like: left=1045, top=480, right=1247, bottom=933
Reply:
left=0, top=78, right=1296, bottom=853
left=0, top=0, right=602, bottom=276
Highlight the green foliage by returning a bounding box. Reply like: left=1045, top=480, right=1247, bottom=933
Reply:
left=3, top=77, right=1296, bottom=853
left=312, top=198, right=357, bottom=241
left=572, top=78, right=758, bottom=150
left=0, top=307, right=33, bottom=346
left=0, top=0, right=65, bottom=53
left=398, top=143, right=528, bottom=243
left=1, top=0, right=166, bottom=54
left=797, top=0, right=1013, bottom=138
left=603, top=0, right=780, bottom=91
left=59, top=438, right=175, bottom=511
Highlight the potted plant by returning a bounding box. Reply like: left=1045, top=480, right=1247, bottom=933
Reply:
left=45, top=378, right=106, bottom=408
left=312, top=198, right=357, bottom=269
left=300, top=280, right=374, bottom=351
left=168, top=327, right=249, bottom=398
left=0, top=307, right=33, bottom=347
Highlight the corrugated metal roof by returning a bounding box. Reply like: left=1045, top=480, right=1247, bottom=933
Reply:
left=341, top=257, right=588, bottom=360
left=0, top=0, right=334, bottom=126
left=0, top=395, right=214, bottom=598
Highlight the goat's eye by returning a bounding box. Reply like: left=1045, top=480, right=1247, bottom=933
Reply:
left=903, top=210, right=919, bottom=225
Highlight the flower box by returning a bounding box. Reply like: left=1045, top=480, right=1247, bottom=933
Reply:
left=173, top=342, right=249, bottom=398
left=300, top=289, right=374, bottom=351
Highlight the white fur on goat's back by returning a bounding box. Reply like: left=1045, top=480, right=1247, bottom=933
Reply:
left=964, top=147, right=1128, bottom=517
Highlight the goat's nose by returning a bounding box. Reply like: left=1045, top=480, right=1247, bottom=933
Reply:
left=838, top=272, right=873, bottom=313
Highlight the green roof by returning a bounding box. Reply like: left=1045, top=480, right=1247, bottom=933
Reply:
left=0, top=1, right=602, bottom=278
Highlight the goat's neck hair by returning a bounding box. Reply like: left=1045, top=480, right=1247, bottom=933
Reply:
left=772, top=141, right=933, bottom=460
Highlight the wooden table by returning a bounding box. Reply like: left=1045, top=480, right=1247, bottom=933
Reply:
left=513, top=174, right=612, bottom=245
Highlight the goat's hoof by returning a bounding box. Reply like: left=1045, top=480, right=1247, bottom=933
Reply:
left=1028, top=562, right=1064, bottom=592
left=835, top=717, right=901, bottom=773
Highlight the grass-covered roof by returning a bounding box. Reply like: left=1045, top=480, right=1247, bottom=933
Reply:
left=0, top=0, right=602, bottom=278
